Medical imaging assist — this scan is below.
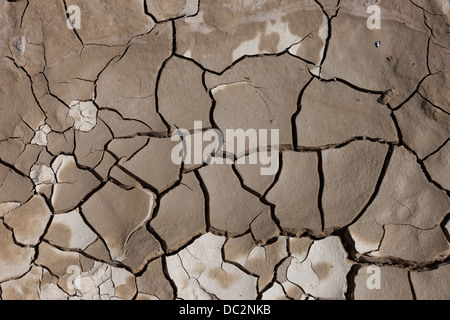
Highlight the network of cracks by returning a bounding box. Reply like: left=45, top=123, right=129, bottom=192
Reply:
left=0, top=0, right=449, bottom=300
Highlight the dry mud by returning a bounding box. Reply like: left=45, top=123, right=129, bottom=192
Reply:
left=0, top=0, right=449, bottom=300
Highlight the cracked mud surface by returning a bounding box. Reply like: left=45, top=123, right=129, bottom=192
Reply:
left=0, top=0, right=449, bottom=300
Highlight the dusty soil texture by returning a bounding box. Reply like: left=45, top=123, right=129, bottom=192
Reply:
left=0, top=0, right=449, bottom=300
